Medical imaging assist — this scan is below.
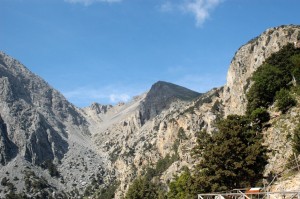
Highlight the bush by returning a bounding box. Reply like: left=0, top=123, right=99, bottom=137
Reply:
left=145, top=154, right=179, bottom=180
left=193, top=115, right=267, bottom=192
left=42, top=160, right=60, bottom=177
left=5, top=192, right=29, bottom=199
left=246, top=63, right=287, bottom=114
left=275, top=88, right=296, bottom=113
left=1, top=177, right=8, bottom=186
left=291, top=54, right=300, bottom=83
left=292, top=124, right=300, bottom=155
left=168, top=169, right=197, bottom=199
left=250, top=108, right=270, bottom=124
left=125, top=177, right=160, bottom=199
left=156, top=154, right=178, bottom=176
left=178, top=128, right=188, bottom=140
left=246, top=43, right=300, bottom=114
left=98, top=182, right=120, bottom=199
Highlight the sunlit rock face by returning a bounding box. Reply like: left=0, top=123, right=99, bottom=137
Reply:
left=223, top=25, right=300, bottom=116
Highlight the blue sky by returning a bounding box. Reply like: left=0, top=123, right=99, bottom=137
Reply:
left=1, top=0, right=300, bottom=107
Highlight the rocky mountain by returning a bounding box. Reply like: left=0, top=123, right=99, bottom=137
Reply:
left=1, top=25, right=300, bottom=198
left=0, top=52, right=110, bottom=198
left=0, top=113, right=18, bottom=166
left=223, top=25, right=300, bottom=116
left=139, top=81, right=201, bottom=124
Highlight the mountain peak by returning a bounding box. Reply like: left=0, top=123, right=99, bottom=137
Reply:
left=149, top=81, right=201, bottom=101
left=139, top=81, right=201, bottom=124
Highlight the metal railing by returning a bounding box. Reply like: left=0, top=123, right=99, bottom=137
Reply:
left=198, top=191, right=300, bottom=199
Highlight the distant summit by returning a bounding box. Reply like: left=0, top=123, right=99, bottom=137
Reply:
left=150, top=81, right=201, bottom=101
left=139, top=81, right=201, bottom=124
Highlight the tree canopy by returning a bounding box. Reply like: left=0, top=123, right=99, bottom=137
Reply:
left=247, top=43, right=300, bottom=114
left=194, top=115, right=267, bottom=192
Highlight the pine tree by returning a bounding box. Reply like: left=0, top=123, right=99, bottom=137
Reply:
left=125, top=177, right=160, bottom=199
left=193, top=115, right=267, bottom=192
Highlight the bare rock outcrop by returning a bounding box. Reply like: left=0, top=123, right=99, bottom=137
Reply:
left=0, top=113, right=18, bottom=165
left=0, top=52, right=110, bottom=197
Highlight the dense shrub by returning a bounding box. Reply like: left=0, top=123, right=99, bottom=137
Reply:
left=197, top=115, right=267, bottom=192
left=42, top=160, right=60, bottom=177
left=250, top=108, right=270, bottom=124
left=168, top=169, right=197, bottom=199
left=291, top=54, right=300, bottom=83
left=145, top=154, right=178, bottom=180
left=1, top=177, right=8, bottom=186
left=178, top=127, right=188, bottom=140
left=246, top=43, right=300, bottom=114
left=292, top=124, right=300, bottom=155
left=125, top=177, right=160, bottom=199
left=168, top=115, right=267, bottom=196
left=275, top=88, right=296, bottom=113
left=5, top=192, right=29, bottom=199
left=246, top=63, right=287, bottom=114
left=97, top=182, right=119, bottom=199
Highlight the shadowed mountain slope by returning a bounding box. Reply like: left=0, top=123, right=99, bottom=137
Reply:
left=139, top=81, right=201, bottom=124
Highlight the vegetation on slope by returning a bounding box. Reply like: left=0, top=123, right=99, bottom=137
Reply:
left=247, top=43, right=300, bottom=114
left=167, top=43, right=300, bottom=198
left=123, top=43, right=300, bottom=199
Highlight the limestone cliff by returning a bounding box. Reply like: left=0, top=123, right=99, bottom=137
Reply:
left=224, top=25, right=300, bottom=116
left=0, top=52, right=110, bottom=198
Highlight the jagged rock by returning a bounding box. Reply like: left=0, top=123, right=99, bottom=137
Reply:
left=89, top=102, right=112, bottom=114
left=0, top=113, right=18, bottom=165
left=0, top=52, right=110, bottom=197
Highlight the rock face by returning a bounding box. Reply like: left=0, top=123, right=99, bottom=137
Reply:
left=0, top=52, right=109, bottom=197
left=0, top=113, right=18, bottom=165
left=1, top=25, right=300, bottom=198
left=84, top=85, right=222, bottom=197
left=223, top=25, right=300, bottom=116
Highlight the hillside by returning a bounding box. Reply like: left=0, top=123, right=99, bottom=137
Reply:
left=0, top=52, right=111, bottom=198
left=0, top=25, right=300, bottom=198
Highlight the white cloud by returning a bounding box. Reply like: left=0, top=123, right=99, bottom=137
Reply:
left=160, top=0, right=223, bottom=27
left=160, top=1, right=174, bottom=12
left=182, top=0, right=223, bottom=26
left=109, top=94, right=130, bottom=103
left=64, top=0, right=122, bottom=6
left=63, top=86, right=134, bottom=107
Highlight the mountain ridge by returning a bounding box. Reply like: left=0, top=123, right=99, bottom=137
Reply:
left=0, top=25, right=300, bottom=198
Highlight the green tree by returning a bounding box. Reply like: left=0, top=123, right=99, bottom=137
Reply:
left=192, top=131, right=213, bottom=158
left=193, top=115, right=267, bottom=192
left=250, top=108, right=270, bottom=131
left=291, top=54, right=300, bottom=84
left=246, top=63, right=286, bottom=114
left=246, top=43, right=300, bottom=114
left=168, top=169, right=197, bottom=199
left=292, top=124, right=300, bottom=155
left=125, top=177, right=160, bottom=199
left=42, top=160, right=60, bottom=177
left=250, top=108, right=270, bottom=124
left=178, top=127, right=188, bottom=140
left=275, top=88, right=296, bottom=113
